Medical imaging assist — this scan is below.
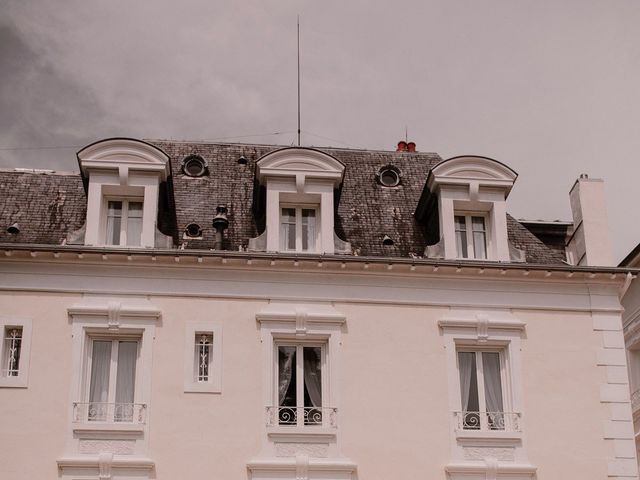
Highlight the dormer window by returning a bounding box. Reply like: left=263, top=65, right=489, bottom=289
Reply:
left=106, top=200, right=143, bottom=246
left=248, top=147, right=351, bottom=255
left=74, top=138, right=173, bottom=248
left=455, top=214, right=487, bottom=260
left=280, top=206, right=318, bottom=252
left=416, top=155, right=524, bottom=262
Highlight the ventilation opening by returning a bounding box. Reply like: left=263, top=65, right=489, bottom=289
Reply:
left=377, top=166, right=401, bottom=187
left=382, top=235, right=394, bottom=246
left=182, top=155, right=208, bottom=177
left=237, top=155, right=248, bottom=165
left=6, top=223, right=20, bottom=234
left=184, top=223, right=203, bottom=239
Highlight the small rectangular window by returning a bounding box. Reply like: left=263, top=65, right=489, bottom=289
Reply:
left=2, top=326, right=23, bottom=377
left=184, top=322, right=222, bottom=393
left=194, top=333, right=214, bottom=382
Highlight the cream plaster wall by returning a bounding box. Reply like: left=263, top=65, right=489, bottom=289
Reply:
left=0, top=273, right=632, bottom=480
left=518, top=309, right=609, bottom=479
left=0, top=292, right=80, bottom=479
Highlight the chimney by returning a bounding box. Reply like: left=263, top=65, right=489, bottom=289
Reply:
left=567, top=174, right=614, bottom=266
left=396, top=141, right=408, bottom=152
left=407, top=142, right=416, bottom=152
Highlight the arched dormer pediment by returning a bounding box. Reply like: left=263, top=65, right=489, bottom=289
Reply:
left=428, top=155, right=517, bottom=196
left=76, top=138, right=173, bottom=249
left=78, top=138, right=171, bottom=182
left=256, top=147, right=345, bottom=187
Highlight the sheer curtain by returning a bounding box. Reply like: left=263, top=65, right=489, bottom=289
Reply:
left=303, top=347, right=322, bottom=407
left=115, top=341, right=137, bottom=421
left=89, top=341, right=112, bottom=421
left=482, top=353, right=503, bottom=413
left=458, top=352, right=474, bottom=412
left=126, top=202, right=143, bottom=246
left=278, top=347, right=295, bottom=405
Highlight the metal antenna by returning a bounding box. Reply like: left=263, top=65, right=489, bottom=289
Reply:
left=405, top=125, right=408, bottom=143
left=297, top=15, right=301, bottom=146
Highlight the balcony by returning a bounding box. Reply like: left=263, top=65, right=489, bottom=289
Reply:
left=73, top=402, right=147, bottom=425
left=454, top=411, right=521, bottom=432
left=266, top=406, right=337, bottom=429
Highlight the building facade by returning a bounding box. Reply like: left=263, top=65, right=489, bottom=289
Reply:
left=0, top=138, right=636, bottom=479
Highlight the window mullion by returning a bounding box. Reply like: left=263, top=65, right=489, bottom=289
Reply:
left=295, top=207, right=302, bottom=252
left=108, top=341, right=119, bottom=411
left=476, top=351, right=488, bottom=429
left=296, top=344, right=304, bottom=426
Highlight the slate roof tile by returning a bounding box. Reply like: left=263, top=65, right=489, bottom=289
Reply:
left=0, top=141, right=566, bottom=265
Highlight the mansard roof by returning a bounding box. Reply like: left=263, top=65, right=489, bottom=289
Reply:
left=0, top=140, right=566, bottom=264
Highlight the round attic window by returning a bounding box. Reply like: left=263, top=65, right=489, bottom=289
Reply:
left=378, top=167, right=400, bottom=187
left=182, top=155, right=207, bottom=177
left=184, top=223, right=203, bottom=238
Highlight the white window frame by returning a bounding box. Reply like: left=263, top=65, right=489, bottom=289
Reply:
left=279, top=204, right=320, bottom=253
left=455, top=345, right=515, bottom=432
left=0, top=317, right=32, bottom=388
left=454, top=212, right=490, bottom=260
left=103, top=197, right=144, bottom=247
left=183, top=321, right=222, bottom=393
left=273, top=340, right=328, bottom=428
left=82, top=334, right=142, bottom=424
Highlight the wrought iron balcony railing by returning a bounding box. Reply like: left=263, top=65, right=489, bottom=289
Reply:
left=73, top=402, right=147, bottom=424
left=631, top=389, right=640, bottom=413
left=266, top=406, right=337, bottom=428
left=454, top=411, right=521, bottom=432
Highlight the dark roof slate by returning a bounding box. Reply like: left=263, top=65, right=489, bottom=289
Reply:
left=0, top=170, right=86, bottom=245
left=0, top=141, right=566, bottom=265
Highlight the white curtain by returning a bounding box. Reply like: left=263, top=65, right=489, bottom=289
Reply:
left=89, top=341, right=112, bottom=421
left=278, top=347, right=295, bottom=405
left=303, top=347, right=322, bottom=407
left=106, top=202, right=122, bottom=245
left=458, top=352, right=474, bottom=412
left=482, top=352, right=504, bottom=413
left=115, top=341, right=137, bottom=421
left=126, top=202, right=143, bottom=246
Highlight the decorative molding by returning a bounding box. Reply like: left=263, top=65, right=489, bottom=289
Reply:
left=463, top=447, right=514, bottom=462
left=276, top=443, right=328, bottom=458
left=256, top=148, right=345, bottom=187
left=295, top=454, right=309, bottom=480
left=256, top=302, right=345, bottom=325
left=98, top=452, right=113, bottom=480
left=80, top=440, right=134, bottom=455
left=68, top=297, right=161, bottom=321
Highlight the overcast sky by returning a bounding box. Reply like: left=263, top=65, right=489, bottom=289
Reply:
left=1, top=1, right=639, bottom=262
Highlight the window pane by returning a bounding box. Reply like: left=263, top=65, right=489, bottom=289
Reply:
left=280, top=208, right=296, bottom=251
left=89, top=341, right=112, bottom=421
left=115, top=341, right=137, bottom=421
left=472, top=217, right=487, bottom=259
left=106, top=201, right=122, bottom=245
left=301, top=209, right=316, bottom=251
left=482, top=352, right=504, bottom=417
left=278, top=346, right=297, bottom=425
left=126, top=202, right=143, bottom=246
left=3, top=327, right=22, bottom=377
left=303, top=346, right=322, bottom=425
left=195, top=333, right=213, bottom=382
left=458, top=351, right=480, bottom=429
left=455, top=216, right=468, bottom=258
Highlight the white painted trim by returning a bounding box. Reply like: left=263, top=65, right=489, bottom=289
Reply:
left=64, top=296, right=158, bottom=463
left=183, top=321, right=222, bottom=393
left=0, top=316, right=32, bottom=388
